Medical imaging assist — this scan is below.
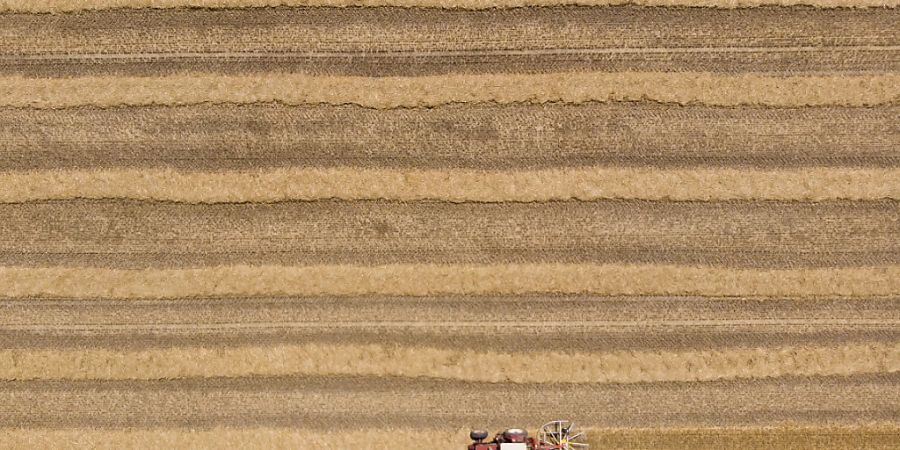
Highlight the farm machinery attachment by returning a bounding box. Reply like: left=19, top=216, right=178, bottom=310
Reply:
left=468, top=420, right=589, bottom=450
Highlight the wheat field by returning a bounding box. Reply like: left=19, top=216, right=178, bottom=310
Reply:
left=0, top=2, right=898, bottom=449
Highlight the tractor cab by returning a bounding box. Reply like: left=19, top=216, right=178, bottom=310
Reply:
left=468, top=428, right=534, bottom=450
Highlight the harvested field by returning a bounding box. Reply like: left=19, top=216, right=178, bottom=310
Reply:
left=6, top=426, right=900, bottom=450
left=3, top=374, right=900, bottom=428
left=3, top=296, right=899, bottom=352
left=1, top=3, right=898, bottom=449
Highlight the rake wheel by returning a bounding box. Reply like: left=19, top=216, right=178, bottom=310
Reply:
left=538, top=420, right=589, bottom=449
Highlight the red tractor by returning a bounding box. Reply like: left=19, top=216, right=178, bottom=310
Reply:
left=468, top=420, right=589, bottom=450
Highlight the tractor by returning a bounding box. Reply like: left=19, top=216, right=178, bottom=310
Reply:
left=468, top=420, right=588, bottom=450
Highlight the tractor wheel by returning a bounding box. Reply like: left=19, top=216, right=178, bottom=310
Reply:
left=469, top=430, right=489, bottom=441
